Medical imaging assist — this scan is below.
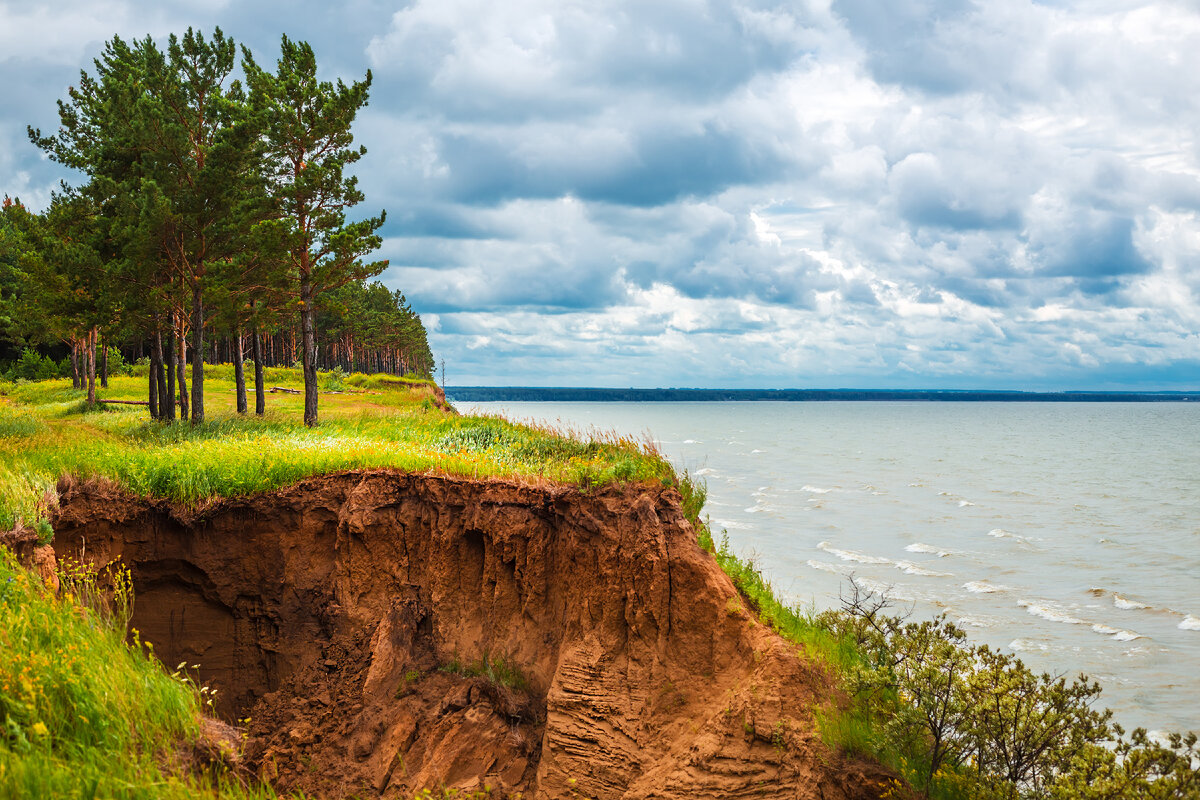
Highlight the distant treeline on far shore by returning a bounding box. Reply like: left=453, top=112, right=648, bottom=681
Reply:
left=447, top=387, right=1200, bottom=403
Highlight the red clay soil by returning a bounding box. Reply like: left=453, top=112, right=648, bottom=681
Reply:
left=49, top=471, right=896, bottom=799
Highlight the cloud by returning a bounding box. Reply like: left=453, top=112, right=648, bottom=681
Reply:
left=2, top=0, right=1199, bottom=389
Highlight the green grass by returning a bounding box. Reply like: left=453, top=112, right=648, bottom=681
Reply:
left=0, top=548, right=283, bottom=798
left=0, top=369, right=675, bottom=536
left=439, top=651, right=530, bottom=693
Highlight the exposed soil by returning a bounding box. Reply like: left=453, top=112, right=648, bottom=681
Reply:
left=49, top=470, right=894, bottom=799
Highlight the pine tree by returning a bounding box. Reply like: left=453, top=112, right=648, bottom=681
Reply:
left=243, top=36, right=386, bottom=427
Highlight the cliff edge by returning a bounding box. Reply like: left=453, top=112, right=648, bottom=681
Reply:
left=50, top=470, right=892, bottom=799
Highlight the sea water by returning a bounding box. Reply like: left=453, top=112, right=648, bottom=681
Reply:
left=462, top=401, right=1200, bottom=735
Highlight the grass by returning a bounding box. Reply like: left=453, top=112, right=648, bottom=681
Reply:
left=0, top=368, right=676, bottom=536
left=0, top=547, right=282, bottom=799
left=439, top=651, right=530, bottom=693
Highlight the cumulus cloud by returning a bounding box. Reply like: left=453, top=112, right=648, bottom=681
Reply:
left=2, top=0, right=1199, bottom=388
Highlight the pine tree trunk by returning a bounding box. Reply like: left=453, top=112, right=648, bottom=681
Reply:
left=165, top=311, right=176, bottom=421
left=301, top=282, right=318, bottom=427
left=86, top=327, right=97, bottom=404
left=253, top=325, right=265, bottom=416
left=235, top=325, right=247, bottom=414
left=71, top=342, right=81, bottom=390
left=148, top=343, right=160, bottom=419
left=100, top=333, right=108, bottom=389
left=152, top=324, right=167, bottom=419
left=177, top=317, right=189, bottom=421
left=190, top=284, right=204, bottom=425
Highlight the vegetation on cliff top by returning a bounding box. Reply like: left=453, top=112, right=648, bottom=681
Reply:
left=0, top=369, right=672, bottom=537
left=2, top=373, right=1198, bottom=799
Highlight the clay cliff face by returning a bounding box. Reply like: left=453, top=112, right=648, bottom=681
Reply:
left=50, top=471, right=891, bottom=799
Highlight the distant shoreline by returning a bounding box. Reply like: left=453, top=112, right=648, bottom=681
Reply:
left=447, top=387, right=1200, bottom=403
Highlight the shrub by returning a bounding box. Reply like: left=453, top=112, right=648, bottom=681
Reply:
left=4, top=350, right=63, bottom=382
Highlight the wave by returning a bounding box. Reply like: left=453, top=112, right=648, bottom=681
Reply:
left=816, top=542, right=953, bottom=578
left=750, top=449, right=765, bottom=454
left=1179, top=615, right=1200, bottom=632
left=896, top=560, right=954, bottom=577
left=963, top=581, right=1004, bottom=594
left=906, top=543, right=951, bottom=557
left=693, top=467, right=717, bottom=477
left=710, top=518, right=753, bottom=530
left=1113, top=594, right=1151, bottom=611
left=801, top=485, right=832, bottom=494
left=806, top=559, right=851, bottom=576
left=987, top=528, right=1034, bottom=544
left=1087, top=587, right=1153, bottom=612
left=957, top=500, right=975, bottom=508
left=683, top=439, right=701, bottom=444
left=817, top=542, right=892, bottom=565
left=1010, top=638, right=1050, bottom=652
left=1090, top=623, right=1144, bottom=642
left=1018, top=600, right=1087, bottom=626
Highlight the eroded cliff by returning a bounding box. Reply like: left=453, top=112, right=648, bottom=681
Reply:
left=50, top=470, right=891, bottom=799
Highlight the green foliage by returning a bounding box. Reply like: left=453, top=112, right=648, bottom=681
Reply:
left=321, top=365, right=347, bottom=391
left=817, top=579, right=1200, bottom=799
left=439, top=651, right=529, bottom=693
left=0, top=373, right=671, bottom=538
left=0, top=549, right=295, bottom=799
left=3, top=350, right=65, bottom=382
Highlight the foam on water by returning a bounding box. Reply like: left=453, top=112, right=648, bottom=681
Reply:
left=1018, top=600, right=1087, bottom=625
left=806, top=559, right=851, bottom=575
left=896, top=560, right=954, bottom=577
left=906, top=542, right=951, bottom=557
left=801, top=485, right=832, bottom=494
left=1010, top=638, right=1050, bottom=652
left=957, top=500, right=975, bottom=508
left=963, top=580, right=1004, bottom=594
left=817, top=542, right=953, bottom=578
left=818, top=541, right=892, bottom=565
left=1179, top=615, right=1200, bottom=632
left=694, top=467, right=717, bottom=477
left=1113, top=594, right=1151, bottom=611
left=1091, top=623, right=1144, bottom=642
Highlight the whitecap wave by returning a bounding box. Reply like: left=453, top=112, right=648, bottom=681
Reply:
left=906, top=543, right=950, bottom=557
left=1091, top=623, right=1143, bottom=642
left=963, top=581, right=1004, bottom=594
left=1010, top=638, right=1050, bottom=652
left=957, top=500, right=975, bottom=508
left=1018, top=600, right=1087, bottom=625
left=817, top=541, right=892, bottom=565
left=1179, top=615, right=1200, bottom=631
left=801, top=485, right=832, bottom=494
left=694, top=467, right=717, bottom=477
left=683, top=439, right=700, bottom=444
left=1113, top=594, right=1151, bottom=611
left=806, top=559, right=851, bottom=575
left=816, top=542, right=952, bottom=578
left=896, top=560, right=953, bottom=577
left=956, top=615, right=992, bottom=629
left=750, top=448, right=765, bottom=454
left=710, top=518, right=753, bottom=530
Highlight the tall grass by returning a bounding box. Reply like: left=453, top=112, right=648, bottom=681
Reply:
left=0, top=548, right=257, bottom=797
left=0, top=371, right=674, bottom=535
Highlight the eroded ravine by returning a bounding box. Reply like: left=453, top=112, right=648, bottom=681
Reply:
left=49, top=470, right=892, bottom=799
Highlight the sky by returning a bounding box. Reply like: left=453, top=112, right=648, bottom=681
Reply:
left=2, top=0, right=1199, bottom=390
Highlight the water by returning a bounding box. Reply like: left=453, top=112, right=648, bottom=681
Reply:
left=462, top=401, right=1200, bottom=734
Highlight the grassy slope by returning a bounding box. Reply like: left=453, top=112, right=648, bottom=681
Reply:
left=0, top=370, right=890, bottom=799
left=0, top=369, right=673, bottom=536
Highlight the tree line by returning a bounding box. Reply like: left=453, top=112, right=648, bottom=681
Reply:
left=0, top=28, right=432, bottom=426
